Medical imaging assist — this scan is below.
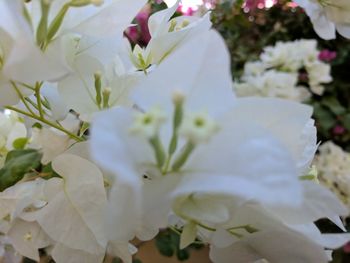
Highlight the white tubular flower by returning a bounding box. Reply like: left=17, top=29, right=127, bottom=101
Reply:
left=57, top=35, right=142, bottom=121
left=130, top=107, right=167, bottom=139
left=295, top=0, right=350, bottom=39
left=179, top=111, right=220, bottom=144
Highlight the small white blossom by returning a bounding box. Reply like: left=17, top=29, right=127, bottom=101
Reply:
left=129, top=107, right=167, bottom=138
left=179, top=111, right=219, bottom=144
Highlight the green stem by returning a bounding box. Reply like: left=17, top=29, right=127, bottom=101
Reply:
left=11, top=81, right=35, bottom=116
left=35, top=82, right=45, bottom=118
left=171, top=142, right=195, bottom=172
left=5, top=106, right=84, bottom=142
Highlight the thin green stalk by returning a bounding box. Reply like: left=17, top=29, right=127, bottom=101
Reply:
left=5, top=106, right=84, bottom=142
left=11, top=82, right=35, bottom=115
left=35, top=82, right=45, bottom=118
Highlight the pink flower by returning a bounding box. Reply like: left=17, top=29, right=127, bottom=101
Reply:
left=332, top=125, right=346, bottom=135
left=179, top=5, right=195, bottom=16
left=125, top=10, right=151, bottom=46
left=318, top=50, right=337, bottom=62
left=125, top=26, right=139, bottom=44
left=136, top=11, right=151, bottom=44
left=344, top=242, right=350, bottom=253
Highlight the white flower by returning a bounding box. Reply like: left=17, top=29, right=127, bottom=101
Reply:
left=236, top=39, right=331, bottom=99
left=0, top=1, right=68, bottom=106
left=234, top=70, right=310, bottom=102
left=306, top=60, right=332, bottom=95
left=90, top=31, right=317, bottom=253
left=57, top=35, right=141, bottom=120
left=260, top=41, right=303, bottom=72
left=295, top=0, right=350, bottom=39
left=242, top=61, right=266, bottom=76
left=0, top=179, right=51, bottom=261
left=314, top=141, right=350, bottom=213
left=147, top=0, right=212, bottom=64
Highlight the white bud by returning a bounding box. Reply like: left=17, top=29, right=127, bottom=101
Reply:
left=172, top=90, right=185, bottom=105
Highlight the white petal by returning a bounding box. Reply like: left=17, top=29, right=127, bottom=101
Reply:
left=269, top=181, right=348, bottom=225
left=148, top=0, right=180, bottom=36
left=132, top=30, right=235, bottom=117
left=72, top=0, right=147, bottom=37
left=35, top=155, right=107, bottom=254
left=210, top=228, right=329, bottom=263
left=8, top=220, right=52, bottom=261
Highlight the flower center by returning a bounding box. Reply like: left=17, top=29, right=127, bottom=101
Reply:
left=168, top=19, right=190, bottom=32
left=129, top=92, right=219, bottom=174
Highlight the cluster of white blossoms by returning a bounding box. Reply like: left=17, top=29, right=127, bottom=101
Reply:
left=234, top=39, right=332, bottom=101
left=0, top=1, right=349, bottom=263
left=315, top=141, right=350, bottom=212
left=294, top=0, right=350, bottom=40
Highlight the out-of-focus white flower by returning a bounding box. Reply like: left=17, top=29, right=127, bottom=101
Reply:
left=306, top=60, right=332, bottom=95
left=242, top=61, right=266, bottom=76
left=294, top=0, right=350, bottom=39
left=314, top=141, right=350, bottom=213
left=234, top=70, right=310, bottom=102
left=235, top=39, right=332, bottom=99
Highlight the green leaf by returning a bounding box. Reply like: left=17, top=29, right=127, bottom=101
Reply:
left=321, top=97, right=346, bottom=115
left=313, top=103, right=336, bottom=131
left=342, top=114, right=350, bottom=131
left=0, top=149, right=42, bottom=191
left=156, top=233, right=175, bottom=257
left=176, top=248, right=190, bottom=261
left=41, top=162, right=61, bottom=179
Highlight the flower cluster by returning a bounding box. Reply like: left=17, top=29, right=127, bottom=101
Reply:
left=234, top=39, right=333, bottom=101
left=0, top=1, right=349, bottom=263
left=315, top=141, right=350, bottom=212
